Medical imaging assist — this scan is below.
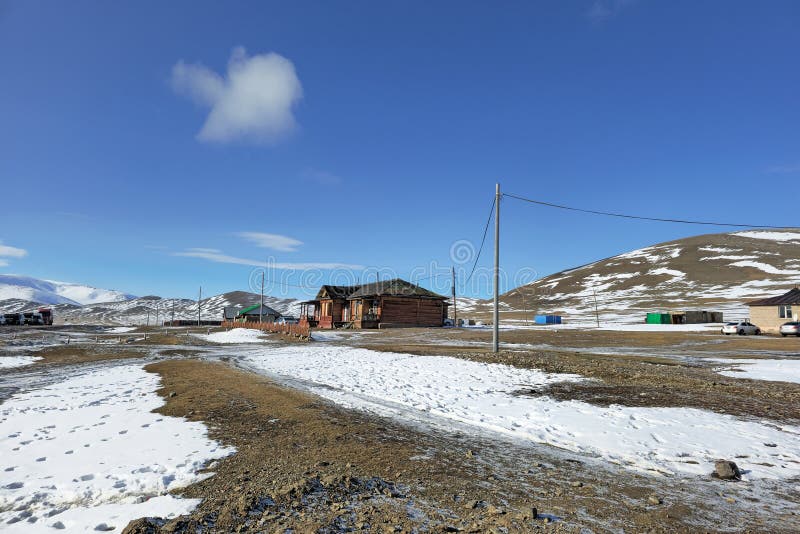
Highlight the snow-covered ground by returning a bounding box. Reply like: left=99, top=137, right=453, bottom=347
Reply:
left=0, top=365, right=234, bottom=532
left=240, top=345, right=800, bottom=479
left=311, top=330, right=381, bottom=342
left=474, top=320, right=722, bottom=333
left=711, top=358, right=800, bottom=384
left=194, top=328, right=271, bottom=344
left=106, top=326, right=136, bottom=334
left=0, top=356, right=42, bottom=369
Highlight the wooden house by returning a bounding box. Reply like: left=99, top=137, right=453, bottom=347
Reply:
left=299, top=279, right=449, bottom=329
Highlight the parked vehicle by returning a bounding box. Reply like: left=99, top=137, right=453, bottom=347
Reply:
left=721, top=321, right=761, bottom=335
left=2, top=313, right=24, bottom=325
left=277, top=316, right=299, bottom=325
left=780, top=322, right=800, bottom=337
left=23, top=312, right=44, bottom=325
left=38, top=307, right=54, bottom=325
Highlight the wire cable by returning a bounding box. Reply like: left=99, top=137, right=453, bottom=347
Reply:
left=503, top=193, right=789, bottom=229
left=462, top=196, right=496, bottom=288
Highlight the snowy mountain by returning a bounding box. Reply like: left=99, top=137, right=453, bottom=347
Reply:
left=5, top=291, right=301, bottom=325
left=0, top=275, right=136, bottom=306
left=492, top=229, right=800, bottom=324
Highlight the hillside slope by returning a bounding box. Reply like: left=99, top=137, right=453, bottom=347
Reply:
left=494, top=229, right=800, bottom=324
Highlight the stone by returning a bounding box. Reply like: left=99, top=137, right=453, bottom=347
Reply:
left=713, top=460, right=741, bottom=481
left=647, top=495, right=662, bottom=506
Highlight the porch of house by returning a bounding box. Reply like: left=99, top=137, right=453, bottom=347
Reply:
left=299, top=298, right=380, bottom=329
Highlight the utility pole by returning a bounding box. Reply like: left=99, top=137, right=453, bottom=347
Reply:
left=493, top=182, right=500, bottom=353
left=155, top=302, right=159, bottom=327
left=171, top=299, right=175, bottom=324
left=592, top=288, right=600, bottom=328
left=451, top=266, right=458, bottom=327
left=259, top=269, right=265, bottom=324
left=197, top=286, right=202, bottom=326
left=146, top=309, right=150, bottom=327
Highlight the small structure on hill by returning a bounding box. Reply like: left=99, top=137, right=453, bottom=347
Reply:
left=300, top=279, right=449, bottom=329
left=748, top=287, right=800, bottom=333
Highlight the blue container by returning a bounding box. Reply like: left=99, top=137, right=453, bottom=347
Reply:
left=534, top=315, right=562, bottom=325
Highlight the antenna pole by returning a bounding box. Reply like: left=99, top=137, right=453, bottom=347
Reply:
left=493, top=182, right=500, bottom=353
left=452, top=266, right=457, bottom=327
left=197, top=286, right=202, bottom=326
left=260, top=268, right=265, bottom=324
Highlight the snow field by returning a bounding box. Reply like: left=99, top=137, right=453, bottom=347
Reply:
left=242, top=345, right=800, bottom=479
left=711, top=359, right=800, bottom=384
left=194, top=328, right=271, bottom=344
left=0, top=356, right=42, bottom=369
left=0, top=365, right=234, bottom=532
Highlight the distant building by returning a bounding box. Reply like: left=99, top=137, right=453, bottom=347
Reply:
left=300, top=279, right=449, bottom=329
left=646, top=311, right=723, bottom=324
left=227, top=304, right=281, bottom=323
left=748, top=287, right=800, bottom=333
left=223, top=306, right=241, bottom=321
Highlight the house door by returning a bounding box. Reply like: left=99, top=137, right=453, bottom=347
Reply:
left=343, top=302, right=350, bottom=321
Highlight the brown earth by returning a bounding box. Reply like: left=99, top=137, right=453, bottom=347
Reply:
left=3, top=327, right=800, bottom=532
left=123, top=359, right=798, bottom=533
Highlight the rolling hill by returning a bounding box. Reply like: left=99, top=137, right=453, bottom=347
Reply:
left=487, top=229, right=800, bottom=324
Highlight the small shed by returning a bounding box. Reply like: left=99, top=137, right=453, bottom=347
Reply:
left=534, top=315, right=562, bottom=325
left=683, top=310, right=724, bottom=324
left=646, top=313, right=672, bottom=324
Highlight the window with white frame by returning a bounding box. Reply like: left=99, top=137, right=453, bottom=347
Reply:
left=779, top=305, right=793, bottom=319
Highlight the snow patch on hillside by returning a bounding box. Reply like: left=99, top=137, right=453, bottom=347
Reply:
left=0, top=275, right=135, bottom=306
left=728, top=261, right=800, bottom=275
left=733, top=231, right=800, bottom=242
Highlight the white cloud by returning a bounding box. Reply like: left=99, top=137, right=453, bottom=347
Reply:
left=173, top=248, right=363, bottom=271
left=237, top=232, right=303, bottom=252
left=0, top=260, right=8, bottom=267
left=300, top=168, right=343, bottom=186
left=0, top=242, right=27, bottom=259
left=586, top=0, right=636, bottom=22
left=766, top=163, right=800, bottom=174
left=171, top=47, right=303, bottom=144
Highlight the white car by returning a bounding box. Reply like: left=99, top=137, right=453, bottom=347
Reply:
left=721, top=321, right=761, bottom=335
left=780, top=322, right=800, bottom=337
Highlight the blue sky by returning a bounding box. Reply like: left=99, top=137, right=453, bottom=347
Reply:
left=1, top=1, right=798, bottom=301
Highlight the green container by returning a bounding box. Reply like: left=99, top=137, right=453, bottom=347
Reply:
left=646, top=313, right=672, bottom=324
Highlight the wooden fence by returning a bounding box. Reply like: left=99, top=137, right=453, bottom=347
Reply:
left=221, top=320, right=310, bottom=338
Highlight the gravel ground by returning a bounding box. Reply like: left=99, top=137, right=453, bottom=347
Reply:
left=2, top=326, right=799, bottom=532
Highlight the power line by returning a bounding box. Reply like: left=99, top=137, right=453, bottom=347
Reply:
left=462, top=196, right=496, bottom=288
left=503, top=193, right=790, bottom=229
